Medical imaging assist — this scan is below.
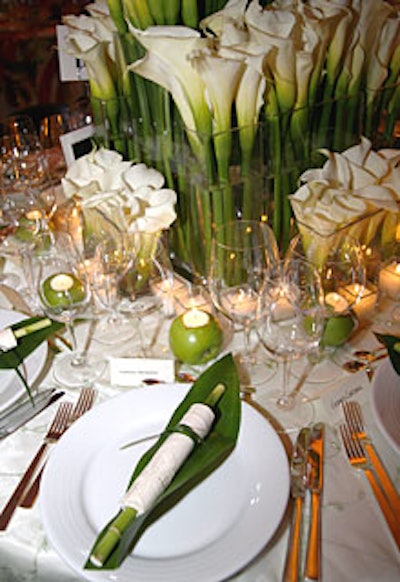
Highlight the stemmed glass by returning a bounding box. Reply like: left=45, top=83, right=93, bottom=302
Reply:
left=287, top=233, right=366, bottom=384
left=257, top=257, right=325, bottom=431
left=0, top=117, right=56, bottom=304
left=36, top=235, right=104, bottom=388
left=117, top=232, right=175, bottom=356
left=4, top=114, right=56, bottom=223
left=208, top=219, right=280, bottom=383
left=91, top=234, right=136, bottom=345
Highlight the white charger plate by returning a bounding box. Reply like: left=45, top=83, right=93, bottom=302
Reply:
left=40, top=384, right=290, bottom=582
left=371, top=359, right=400, bottom=454
left=0, top=308, right=48, bottom=412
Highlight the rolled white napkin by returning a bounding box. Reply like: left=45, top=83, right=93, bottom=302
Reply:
left=122, top=403, right=215, bottom=514
left=0, top=328, right=18, bottom=351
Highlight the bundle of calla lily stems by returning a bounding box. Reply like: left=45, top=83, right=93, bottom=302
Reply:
left=85, top=353, right=241, bottom=570
left=62, top=0, right=400, bottom=278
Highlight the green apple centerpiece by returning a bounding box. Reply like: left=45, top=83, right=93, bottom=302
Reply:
left=42, top=272, right=86, bottom=309
left=169, top=309, right=223, bottom=365
left=321, top=314, right=356, bottom=347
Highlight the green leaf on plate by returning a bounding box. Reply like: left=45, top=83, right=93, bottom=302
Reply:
left=85, top=352, right=241, bottom=570
left=0, top=316, right=64, bottom=398
left=374, top=332, right=400, bottom=375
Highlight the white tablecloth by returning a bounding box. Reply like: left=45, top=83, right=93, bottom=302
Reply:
left=0, top=285, right=399, bottom=582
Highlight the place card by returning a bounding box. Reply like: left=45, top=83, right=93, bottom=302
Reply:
left=109, top=357, right=175, bottom=387
left=56, top=25, right=89, bottom=82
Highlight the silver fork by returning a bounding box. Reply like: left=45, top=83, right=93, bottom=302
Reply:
left=20, top=387, right=97, bottom=508
left=342, top=401, right=400, bottom=517
left=339, top=424, right=400, bottom=550
left=0, top=401, right=73, bottom=530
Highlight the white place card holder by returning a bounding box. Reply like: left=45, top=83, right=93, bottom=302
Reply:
left=109, top=357, right=176, bottom=387
left=60, top=125, right=95, bottom=167
left=56, top=25, right=89, bottom=82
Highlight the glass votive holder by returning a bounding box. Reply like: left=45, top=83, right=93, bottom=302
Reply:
left=174, top=283, right=213, bottom=315
left=376, top=257, right=400, bottom=332
left=339, top=282, right=378, bottom=327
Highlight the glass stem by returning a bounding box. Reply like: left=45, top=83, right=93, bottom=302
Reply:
left=277, top=357, right=294, bottom=410
left=242, top=321, right=252, bottom=359
left=67, top=320, right=86, bottom=367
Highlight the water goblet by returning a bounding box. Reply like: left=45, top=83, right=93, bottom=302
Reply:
left=286, top=233, right=366, bottom=385
left=257, top=257, right=325, bottom=431
left=117, top=232, right=175, bottom=356
left=91, top=234, right=136, bottom=345
left=37, top=238, right=104, bottom=388
left=3, top=115, right=56, bottom=225
left=208, top=219, right=279, bottom=384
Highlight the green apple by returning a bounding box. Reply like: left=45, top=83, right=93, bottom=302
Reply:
left=14, top=215, right=40, bottom=242
left=169, top=309, right=223, bottom=365
left=321, top=314, right=356, bottom=347
left=42, top=273, right=86, bottom=309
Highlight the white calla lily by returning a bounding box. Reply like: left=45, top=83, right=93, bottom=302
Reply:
left=128, top=25, right=212, bottom=135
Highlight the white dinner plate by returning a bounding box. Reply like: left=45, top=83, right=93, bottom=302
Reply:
left=0, top=308, right=48, bottom=412
left=371, top=359, right=400, bottom=454
left=40, top=384, right=290, bottom=582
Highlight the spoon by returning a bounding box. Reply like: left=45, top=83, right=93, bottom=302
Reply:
left=351, top=347, right=386, bottom=361
left=342, top=352, right=387, bottom=374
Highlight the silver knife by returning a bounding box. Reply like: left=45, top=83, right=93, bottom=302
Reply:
left=283, top=427, right=310, bottom=582
left=305, top=422, right=325, bottom=581
left=0, top=389, right=64, bottom=439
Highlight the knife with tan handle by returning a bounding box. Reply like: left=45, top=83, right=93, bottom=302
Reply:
left=305, top=422, right=324, bottom=581
left=283, top=427, right=310, bottom=582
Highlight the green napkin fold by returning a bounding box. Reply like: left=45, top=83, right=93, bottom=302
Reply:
left=85, top=352, right=241, bottom=570
left=375, top=332, right=400, bottom=375
left=0, top=316, right=64, bottom=399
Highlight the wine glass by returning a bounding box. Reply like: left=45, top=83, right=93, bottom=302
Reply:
left=36, top=235, right=104, bottom=388
left=4, top=114, right=56, bottom=224
left=116, top=232, right=175, bottom=356
left=286, top=233, right=366, bottom=385
left=257, top=257, right=325, bottom=431
left=208, top=219, right=280, bottom=384
left=39, top=111, right=70, bottom=181
left=91, top=234, right=136, bottom=345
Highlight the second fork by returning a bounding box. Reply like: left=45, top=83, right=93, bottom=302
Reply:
left=340, top=424, right=400, bottom=550
left=342, top=401, right=400, bottom=517
left=20, top=387, right=97, bottom=508
left=0, top=401, right=73, bottom=531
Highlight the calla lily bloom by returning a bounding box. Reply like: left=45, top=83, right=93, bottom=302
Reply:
left=128, top=25, right=212, bottom=136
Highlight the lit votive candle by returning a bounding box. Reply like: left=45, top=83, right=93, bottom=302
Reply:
left=341, top=283, right=377, bottom=323
left=182, top=307, right=211, bottom=327
left=379, top=262, right=400, bottom=300
left=324, top=292, right=349, bottom=314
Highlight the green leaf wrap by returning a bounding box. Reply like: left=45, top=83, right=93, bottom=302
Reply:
left=375, top=332, right=400, bottom=375
left=85, top=352, right=241, bottom=570
left=0, top=316, right=64, bottom=370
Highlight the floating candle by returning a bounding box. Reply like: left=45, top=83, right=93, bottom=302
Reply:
left=169, top=309, right=223, bottom=365
left=42, top=272, right=86, bottom=308
left=182, top=308, right=210, bottom=328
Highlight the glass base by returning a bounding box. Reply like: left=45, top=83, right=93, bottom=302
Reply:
left=290, top=350, right=344, bottom=386
left=0, top=273, right=20, bottom=287
left=93, top=315, right=136, bottom=345
left=233, top=349, right=278, bottom=388
left=52, top=352, right=106, bottom=388
left=266, top=388, right=315, bottom=433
